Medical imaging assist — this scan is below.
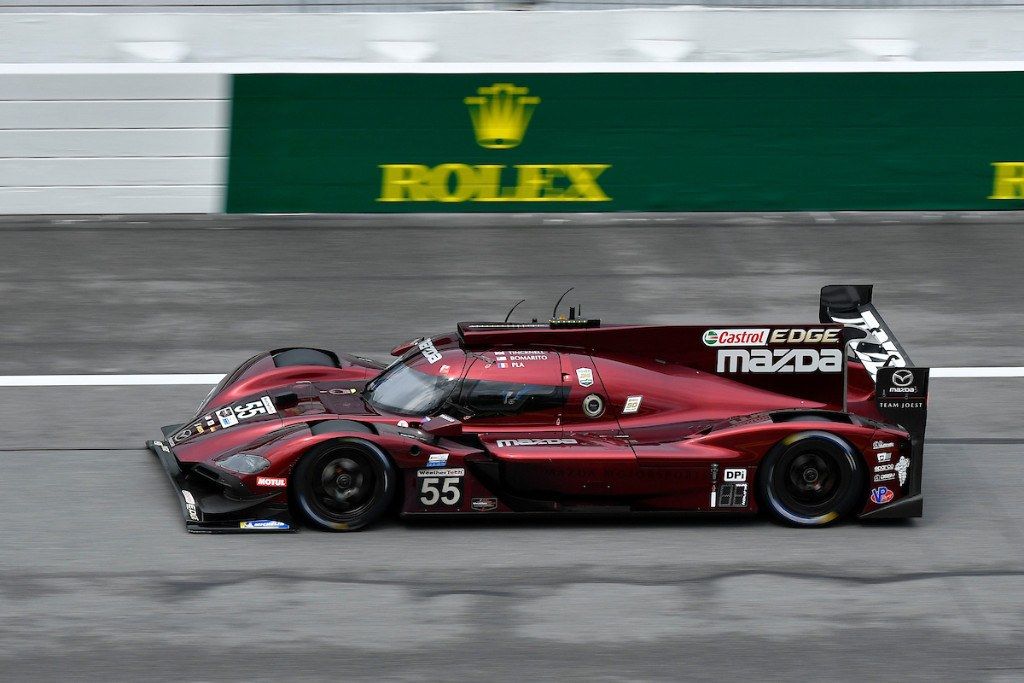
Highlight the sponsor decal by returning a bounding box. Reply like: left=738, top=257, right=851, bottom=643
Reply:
left=154, top=441, right=170, bottom=452
left=716, top=483, right=749, bottom=508
left=214, top=396, right=277, bottom=430
left=495, top=438, right=579, bottom=447
left=702, top=328, right=769, bottom=347
left=876, top=451, right=893, bottom=463
left=703, top=328, right=839, bottom=347
left=216, top=407, right=239, bottom=429
left=426, top=453, right=449, bottom=468
left=878, top=400, right=924, bottom=410
left=472, top=497, right=498, bottom=512
left=416, top=468, right=466, bottom=477
left=576, top=368, right=595, bottom=388
left=256, top=476, right=287, bottom=488
left=182, top=490, right=199, bottom=521
left=239, top=520, right=290, bottom=530
left=768, top=328, right=841, bottom=345
left=723, top=468, right=747, bottom=482
left=417, top=471, right=464, bottom=506
left=874, top=472, right=896, bottom=483
left=622, top=395, right=643, bottom=414
left=895, top=456, right=910, bottom=486
left=874, top=464, right=894, bottom=473
left=716, top=348, right=843, bottom=374
left=870, top=486, right=895, bottom=504
left=379, top=84, right=611, bottom=205
left=418, top=339, right=442, bottom=364
left=873, top=441, right=895, bottom=450
left=830, top=309, right=907, bottom=379
left=892, top=369, right=914, bottom=387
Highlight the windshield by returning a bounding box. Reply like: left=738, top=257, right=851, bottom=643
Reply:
left=364, top=349, right=465, bottom=416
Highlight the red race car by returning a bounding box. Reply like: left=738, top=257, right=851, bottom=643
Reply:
left=148, top=285, right=928, bottom=533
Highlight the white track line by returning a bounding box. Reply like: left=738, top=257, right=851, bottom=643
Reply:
left=930, top=367, right=1024, bottom=378
left=0, top=374, right=225, bottom=387
left=0, top=367, right=1019, bottom=386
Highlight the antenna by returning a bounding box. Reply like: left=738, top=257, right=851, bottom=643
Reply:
left=552, top=287, right=574, bottom=319
left=503, top=299, right=527, bottom=323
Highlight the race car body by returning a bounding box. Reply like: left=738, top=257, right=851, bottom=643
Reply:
left=147, top=285, right=928, bottom=532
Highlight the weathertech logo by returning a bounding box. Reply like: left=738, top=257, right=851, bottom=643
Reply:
left=716, top=348, right=843, bottom=374
left=378, top=83, right=611, bottom=204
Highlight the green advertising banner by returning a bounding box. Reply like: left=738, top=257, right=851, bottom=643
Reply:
left=226, top=72, right=1024, bottom=213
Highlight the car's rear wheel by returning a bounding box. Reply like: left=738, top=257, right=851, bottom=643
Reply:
left=757, top=432, right=864, bottom=527
left=291, top=439, right=396, bottom=531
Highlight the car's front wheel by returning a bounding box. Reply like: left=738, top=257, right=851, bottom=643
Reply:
left=757, top=432, right=865, bottom=527
left=291, top=439, right=396, bottom=531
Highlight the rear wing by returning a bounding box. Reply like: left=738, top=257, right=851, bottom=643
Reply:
left=819, top=284, right=912, bottom=379
left=820, top=285, right=928, bottom=516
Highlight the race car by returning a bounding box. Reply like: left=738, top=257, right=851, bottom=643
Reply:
left=147, top=284, right=928, bottom=533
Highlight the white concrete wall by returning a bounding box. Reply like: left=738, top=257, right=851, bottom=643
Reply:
left=0, top=74, right=228, bottom=214
left=1, top=8, right=1024, bottom=63
left=1, top=7, right=1023, bottom=214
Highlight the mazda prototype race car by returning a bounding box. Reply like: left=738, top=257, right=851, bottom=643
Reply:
left=148, top=285, right=928, bottom=533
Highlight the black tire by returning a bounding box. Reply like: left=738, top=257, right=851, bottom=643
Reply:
left=291, top=439, right=396, bottom=531
left=273, top=348, right=337, bottom=368
left=757, top=431, right=865, bottom=527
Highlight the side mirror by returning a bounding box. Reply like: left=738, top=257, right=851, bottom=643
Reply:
left=420, top=413, right=463, bottom=437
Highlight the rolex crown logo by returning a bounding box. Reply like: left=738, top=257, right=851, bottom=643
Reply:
left=464, top=83, right=540, bottom=150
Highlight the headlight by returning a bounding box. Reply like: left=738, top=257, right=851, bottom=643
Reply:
left=217, top=453, right=270, bottom=474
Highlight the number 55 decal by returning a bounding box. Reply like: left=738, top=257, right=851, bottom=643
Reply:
left=416, top=468, right=464, bottom=507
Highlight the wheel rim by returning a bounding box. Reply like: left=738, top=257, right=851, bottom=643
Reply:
left=773, top=446, right=845, bottom=516
left=309, top=450, right=378, bottom=519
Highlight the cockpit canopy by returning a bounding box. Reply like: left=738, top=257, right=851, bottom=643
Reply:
left=363, top=343, right=567, bottom=418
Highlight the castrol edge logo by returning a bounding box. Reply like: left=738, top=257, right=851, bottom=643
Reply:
left=703, top=328, right=840, bottom=347
left=702, top=328, right=769, bottom=347
left=706, top=327, right=843, bottom=374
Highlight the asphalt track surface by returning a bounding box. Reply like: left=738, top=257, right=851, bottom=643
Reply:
left=2, top=212, right=1024, bottom=681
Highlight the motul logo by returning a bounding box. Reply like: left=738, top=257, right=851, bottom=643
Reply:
left=716, top=349, right=843, bottom=374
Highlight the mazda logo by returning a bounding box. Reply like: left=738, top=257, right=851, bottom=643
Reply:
left=892, top=369, right=914, bottom=387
